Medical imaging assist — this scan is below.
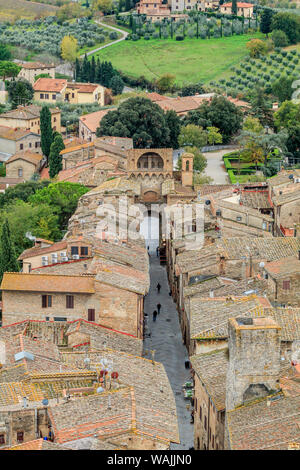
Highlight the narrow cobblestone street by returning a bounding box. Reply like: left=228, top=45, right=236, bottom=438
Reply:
left=143, top=253, right=194, bottom=450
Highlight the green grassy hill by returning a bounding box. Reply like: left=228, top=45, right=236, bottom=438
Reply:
left=91, top=33, right=263, bottom=85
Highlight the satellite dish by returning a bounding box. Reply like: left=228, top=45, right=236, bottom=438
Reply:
left=289, top=174, right=294, bottom=180
left=259, top=262, right=265, bottom=268
left=42, top=399, right=49, bottom=406
left=97, top=387, right=104, bottom=394
left=205, top=200, right=211, bottom=205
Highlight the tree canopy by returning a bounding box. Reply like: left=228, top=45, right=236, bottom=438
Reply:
left=61, top=35, right=78, bottom=63
left=0, top=61, right=20, bottom=81
left=0, top=218, right=19, bottom=282
left=28, top=182, right=89, bottom=231
left=6, top=78, right=33, bottom=108
left=272, top=75, right=295, bottom=103
left=184, top=96, right=243, bottom=143
left=271, top=12, right=300, bottom=44
left=96, top=97, right=175, bottom=148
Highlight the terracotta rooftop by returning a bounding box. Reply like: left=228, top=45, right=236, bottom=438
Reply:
left=0, top=104, right=60, bottom=120
left=264, top=256, right=300, bottom=279
left=20, top=62, right=55, bottom=70
left=1, top=272, right=95, bottom=294
left=175, top=237, right=300, bottom=275
left=6, top=438, right=68, bottom=450
left=216, top=199, right=274, bottom=222
left=240, top=190, right=272, bottom=210
left=66, top=318, right=143, bottom=355
left=0, top=126, right=37, bottom=141
left=60, top=348, right=180, bottom=444
left=33, top=78, right=67, bottom=93
left=189, top=295, right=270, bottom=340
left=17, top=240, right=67, bottom=261
left=79, top=109, right=110, bottom=133
left=190, top=348, right=228, bottom=411
left=184, top=276, right=268, bottom=299
left=60, top=142, right=94, bottom=155
left=91, top=258, right=150, bottom=295
left=227, top=393, right=300, bottom=450
left=67, top=82, right=101, bottom=93
left=6, top=150, right=43, bottom=166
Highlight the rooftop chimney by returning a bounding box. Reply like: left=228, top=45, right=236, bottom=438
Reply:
left=226, top=316, right=281, bottom=411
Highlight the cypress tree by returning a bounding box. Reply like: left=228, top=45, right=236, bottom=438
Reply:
left=81, top=54, right=90, bottom=83
left=0, top=219, right=19, bottom=282
left=40, top=105, right=52, bottom=160
left=75, top=58, right=81, bottom=81
left=95, top=58, right=101, bottom=83
left=232, top=0, right=237, bottom=15
left=90, top=56, right=96, bottom=83
left=49, top=134, right=65, bottom=179
left=260, top=8, right=274, bottom=37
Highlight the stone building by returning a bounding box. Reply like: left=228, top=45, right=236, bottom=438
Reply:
left=224, top=316, right=300, bottom=450
left=191, top=348, right=227, bottom=450
left=220, top=2, right=254, bottom=16
left=5, top=151, right=43, bottom=180
left=267, top=170, right=300, bottom=236
left=79, top=109, right=111, bottom=142
left=226, top=316, right=281, bottom=411
left=191, top=316, right=300, bottom=450
left=0, top=105, right=61, bottom=134
left=263, top=255, right=300, bottom=306
left=1, top=269, right=148, bottom=338
left=18, top=62, right=56, bottom=85
left=60, top=138, right=129, bottom=171
left=0, top=127, right=41, bottom=163
left=127, top=148, right=173, bottom=202
left=174, top=237, right=300, bottom=314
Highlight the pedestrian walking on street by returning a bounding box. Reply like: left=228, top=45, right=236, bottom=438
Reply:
left=156, top=246, right=159, bottom=257
left=157, top=303, right=161, bottom=314
left=156, top=283, right=161, bottom=294
left=152, top=310, right=158, bottom=322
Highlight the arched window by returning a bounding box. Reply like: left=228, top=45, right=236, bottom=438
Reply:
left=186, top=160, right=190, bottom=171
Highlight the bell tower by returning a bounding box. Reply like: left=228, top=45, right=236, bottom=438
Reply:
left=181, top=152, right=194, bottom=187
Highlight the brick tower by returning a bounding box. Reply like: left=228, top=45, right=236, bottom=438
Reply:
left=181, top=152, right=194, bottom=187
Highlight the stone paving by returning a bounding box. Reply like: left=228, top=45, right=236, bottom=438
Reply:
left=143, top=252, right=194, bottom=450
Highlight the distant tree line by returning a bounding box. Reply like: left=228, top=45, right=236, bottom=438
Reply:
left=75, top=55, right=125, bottom=95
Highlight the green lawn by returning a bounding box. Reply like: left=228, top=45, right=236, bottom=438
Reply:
left=91, top=32, right=263, bottom=85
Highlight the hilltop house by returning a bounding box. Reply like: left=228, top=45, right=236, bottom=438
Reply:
left=18, top=62, right=56, bottom=85
left=220, top=2, right=254, bottom=16
left=33, top=78, right=105, bottom=106
left=0, top=105, right=61, bottom=134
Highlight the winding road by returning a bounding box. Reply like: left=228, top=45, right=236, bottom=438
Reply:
left=80, top=21, right=129, bottom=58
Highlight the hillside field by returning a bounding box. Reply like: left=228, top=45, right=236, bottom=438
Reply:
left=0, top=0, right=57, bottom=21
left=91, top=32, right=263, bottom=85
